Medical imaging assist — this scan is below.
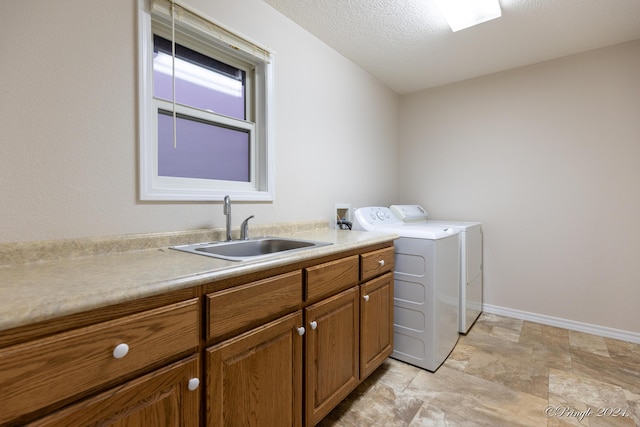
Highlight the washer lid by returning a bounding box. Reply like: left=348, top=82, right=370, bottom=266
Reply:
left=426, top=220, right=482, bottom=231
left=398, top=223, right=459, bottom=239
left=366, top=223, right=458, bottom=239
left=354, top=206, right=458, bottom=239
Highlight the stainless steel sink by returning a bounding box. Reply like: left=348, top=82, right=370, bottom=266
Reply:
left=170, top=237, right=332, bottom=261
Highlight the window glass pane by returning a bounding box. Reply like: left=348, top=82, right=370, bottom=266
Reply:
left=158, top=112, right=250, bottom=182
left=153, top=35, right=246, bottom=120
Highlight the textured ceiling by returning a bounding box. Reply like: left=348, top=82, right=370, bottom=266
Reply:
left=262, top=0, right=640, bottom=94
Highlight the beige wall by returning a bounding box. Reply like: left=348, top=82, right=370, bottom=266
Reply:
left=398, top=40, right=640, bottom=333
left=0, top=0, right=399, bottom=243
left=3, top=1, right=639, bottom=335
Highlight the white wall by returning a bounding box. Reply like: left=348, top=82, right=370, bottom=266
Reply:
left=398, top=40, right=640, bottom=334
left=0, top=0, right=398, bottom=243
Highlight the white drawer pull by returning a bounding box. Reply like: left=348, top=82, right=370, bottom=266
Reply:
left=378, top=259, right=385, bottom=267
left=112, top=343, right=129, bottom=359
left=188, top=378, right=200, bottom=391
left=297, top=326, right=306, bottom=336
left=309, top=321, right=318, bottom=330
left=363, top=295, right=370, bottom=302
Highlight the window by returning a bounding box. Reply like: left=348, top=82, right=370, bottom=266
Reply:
left=138, top=0, right=275, bottom=201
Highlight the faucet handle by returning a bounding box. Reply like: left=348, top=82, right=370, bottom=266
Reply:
left=223, top=195, right=231, bottom=215
left=240, top=215, right=255, bottom=240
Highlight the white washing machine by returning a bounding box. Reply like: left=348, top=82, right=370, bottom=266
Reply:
left=353, top=206, right=460, bottom=372
left=390, top=205, right=483, bottom=334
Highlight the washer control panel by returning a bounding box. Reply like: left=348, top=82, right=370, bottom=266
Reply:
left=353, top=206, right=400, bottom=231
left=390, top=205, right=429, bottom=222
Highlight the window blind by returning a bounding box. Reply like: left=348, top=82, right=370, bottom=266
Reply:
left=150, top=0, right=272, bottom=63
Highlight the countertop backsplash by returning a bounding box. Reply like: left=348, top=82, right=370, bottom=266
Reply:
left=0, top=220, right=330, bottom=266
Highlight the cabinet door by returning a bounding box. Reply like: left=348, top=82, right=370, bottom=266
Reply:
left=206, top=311, right=303, bottom=427
left=29, top=355, right=200, bottom=426
left=360, top=272, right=394, bottom=379
left=305, top=287, right=359, bottom=427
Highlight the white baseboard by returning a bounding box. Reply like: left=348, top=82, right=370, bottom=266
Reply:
left=482, top=304, right=640, bottom=344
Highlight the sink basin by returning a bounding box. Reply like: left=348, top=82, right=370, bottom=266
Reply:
left=170, top=237, right=332, bottom=261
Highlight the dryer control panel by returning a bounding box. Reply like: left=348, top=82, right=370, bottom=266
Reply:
left=390, top=205, right=429, bottom=222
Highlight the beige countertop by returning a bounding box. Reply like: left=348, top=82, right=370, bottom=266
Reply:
left=0, top=227, right=397, bottom=333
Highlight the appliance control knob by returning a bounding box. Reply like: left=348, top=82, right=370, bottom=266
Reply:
left=376, top=212, right=385, bottom=220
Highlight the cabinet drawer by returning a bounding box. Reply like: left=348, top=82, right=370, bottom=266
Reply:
left=0, top=298, right=200, bottom=425
left=360, top=246, right=394, bottom=282
left=207, top=270, right=302, bottom=341
left=29, top=355, right=200, bottom=426
left=305, top=255, right=359, bottom=302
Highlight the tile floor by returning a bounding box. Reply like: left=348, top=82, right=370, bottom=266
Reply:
left=319, top=313, right=640, bottom=426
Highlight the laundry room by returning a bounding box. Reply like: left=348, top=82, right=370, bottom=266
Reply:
left=1, top=0, right=639, bottom=425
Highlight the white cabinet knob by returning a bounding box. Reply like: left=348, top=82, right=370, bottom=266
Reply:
left=363, top=295, right=370, bottom=302
left=188, top=378, right=200, bottom=391
left=112, top=343, right=129, bottom=359
left=297, top=326, right=306, bottom=336
left=378, top=259, right=385, bottom=267
left=309, top=321, right=318, bottom=330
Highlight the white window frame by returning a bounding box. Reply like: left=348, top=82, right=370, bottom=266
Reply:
left=138, top=0, right=275, bottom=201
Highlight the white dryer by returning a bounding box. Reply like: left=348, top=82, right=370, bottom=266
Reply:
left=390, top=205, right=483, bottom=334
left=353, top=206, right=460, bottom=372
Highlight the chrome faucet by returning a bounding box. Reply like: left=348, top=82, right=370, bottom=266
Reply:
left=223, top=195, right=232, bottom=241
left=240, top=215, right=254, bottom=240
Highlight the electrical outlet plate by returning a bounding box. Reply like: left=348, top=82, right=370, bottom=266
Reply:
left=334, top=203, right=351, bottom=229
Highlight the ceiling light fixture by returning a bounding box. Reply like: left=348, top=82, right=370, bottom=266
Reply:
left=436, top=0, right=502, bottom=32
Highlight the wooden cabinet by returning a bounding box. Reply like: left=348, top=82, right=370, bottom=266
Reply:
left=0, top=240, right=394, bottom=426
left=206, top=311, right=304, bottom=427
left=204, top=271, right=305, bottom=427
left=359, top=247, right=394, bottom=383
left=27, top=355, right=200, bottom=426
left=204, top=243, right=393, bottom=427
left=0, top=298, right=200, bottom=425
left=303, top=246, right=393, bottom=426
left=360, top=272, right=393, bottom=379
left=304, top=287, right=360, bottom=426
